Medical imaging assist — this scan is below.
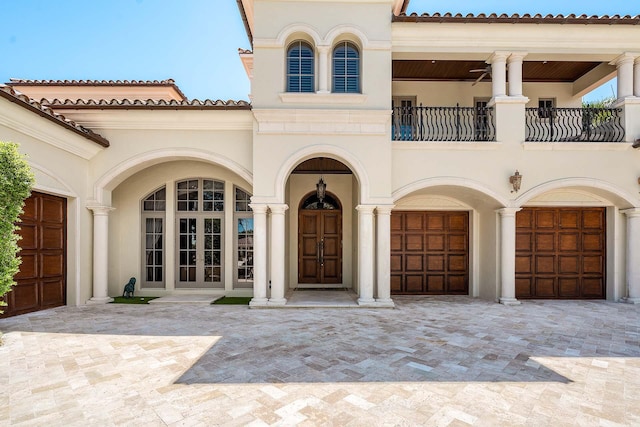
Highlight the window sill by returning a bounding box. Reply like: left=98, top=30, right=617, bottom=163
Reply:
left=279, top=92, right=368, bottom=104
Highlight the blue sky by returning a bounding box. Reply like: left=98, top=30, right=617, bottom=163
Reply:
left=2, top=0, right=636, bottom=101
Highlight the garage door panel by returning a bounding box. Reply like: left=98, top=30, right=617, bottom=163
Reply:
left=535, top=256, right=555, bottom=273
left=582, top=278, right=604, bottom=297
left=11, top=282, right=39, bottom=311
left=41, top=197, right=65, bottom=223
left=42, top=226, right=64, bottom=250
left=516, top=278, right=533, bottom=297
left=535, top=233, right=555, bottom=252
left=15, top=254, right=37, bottom=279
left=405, top=255, right=423, bottom=271
left=516, top=207, right=605, bottom=299
left=41, top=278, right=65, bottom=306
left=21, top=196, right=37, bottom=221
left=406, top=234, right=424, bottom=251
left=516, top=233, right=532, bottom=251
left=426, top=275, right=444, bottom=292
left=406, top=275, right=424, bottom=292
left=536, top=211, right=555, bottom=228
left=583, top=256, right=603, bottom=274
left=558, top=278, right=579, bottom=297
left=559, top=256, right=579, bottom=274
left=391, top=211, right=469, bottom=295
left=559, top=233, right=578, bottom=251
left=534, top=278, right=556, bottom=297
left=559, top=211, right=579, bottom=229
left=19, top=224, right=37, bottom=250
left=448, top=234, right=466, bottom=251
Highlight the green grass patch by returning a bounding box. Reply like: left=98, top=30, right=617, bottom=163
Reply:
left=110, top=296, right=159, bottom=304
left=212, top=296, right=252, bottom=305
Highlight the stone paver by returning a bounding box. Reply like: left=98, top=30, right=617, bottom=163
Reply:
left=1, top=297, right=639, bottom=426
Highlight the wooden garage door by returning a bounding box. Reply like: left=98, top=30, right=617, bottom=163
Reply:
left=516, top=207, right=605, bottom=299
left=1, top=192, right=66, bottom=317
left=391, top=211, right=469, bottom=295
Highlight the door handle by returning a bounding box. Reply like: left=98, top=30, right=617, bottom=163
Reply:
left=320, top=239, right=324, bottom=267
left=317, top=242, right=321, bottom=264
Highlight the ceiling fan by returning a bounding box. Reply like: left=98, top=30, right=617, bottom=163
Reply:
left=470, top=65, right=491, bottom=86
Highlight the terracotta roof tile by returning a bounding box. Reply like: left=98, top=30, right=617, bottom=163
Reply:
left=238, top=48, right=253, bottom=55
left=0, top=84, right=109, bottom=147
left=393, top=13, right=640, bottom=25
left=45, top=98, right=252, bottom=110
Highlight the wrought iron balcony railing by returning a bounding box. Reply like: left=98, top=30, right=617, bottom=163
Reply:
left=525, top=107, right=625, bottom=142
left=392, top=104, right=495, bottom=142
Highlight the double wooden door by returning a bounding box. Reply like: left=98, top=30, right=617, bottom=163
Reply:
left=298, top=210, right=342, bottom=284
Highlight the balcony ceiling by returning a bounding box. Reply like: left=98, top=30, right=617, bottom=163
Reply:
left=392, top=60, right=602, bottom=82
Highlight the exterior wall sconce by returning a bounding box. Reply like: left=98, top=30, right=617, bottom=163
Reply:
left=316, top=177, right=326, bottom=204
left=510, top=170, right=522, bottom=193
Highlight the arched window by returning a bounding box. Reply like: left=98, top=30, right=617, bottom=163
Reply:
left=332, top=41, right=360, bottom=93
left=287, top=41, right=315, bottom=92
left=141, top=186, right=166, bottom=288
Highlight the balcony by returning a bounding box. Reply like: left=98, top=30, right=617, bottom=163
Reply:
left=392, top=105, right=495, bottom=142
left=525, top=107, right=625, bottom=142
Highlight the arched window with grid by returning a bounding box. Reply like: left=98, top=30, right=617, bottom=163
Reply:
left=332, top=41, right=360, bottom=93
left=287, top=41, right=315, bottom=92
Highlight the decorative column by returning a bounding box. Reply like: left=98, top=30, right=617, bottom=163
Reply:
left=507, top=52, right=527, bottom=97
left=489, top=52, right=509, bottom=99
left=249, top=203, right=268, bottom=307
left=623, top=208, right=640, bottom=303
left=269, top=203, right=288, bottom=305
left=317, top=46, right=330, bottom=94
left=86, top=204, right=115, bottom=304
left=498, top=208, right=521, bottom=305
left=635, top=57, right=640, bottom=97
left=357, top=205, right=376, bottom=305
left=375, top=205, right=395, bottom=307
left=612, top=53, right=635, bottom=100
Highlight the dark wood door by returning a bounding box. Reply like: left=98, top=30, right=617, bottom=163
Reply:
left=298, top=210, right=342, bottom=284
left=516, top=207, right=605, bottom=299
left=1, top=192, right=67, bottom=318
left=391, top=211, right=469, bottom=295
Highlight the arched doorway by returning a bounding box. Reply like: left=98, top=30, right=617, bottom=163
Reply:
left=298, top=191, right=343, bottom=284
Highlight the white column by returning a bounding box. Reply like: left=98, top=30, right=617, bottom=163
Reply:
left=249, top=203, right=268, bottom=306
left=375, top=205, right=394, bottom=307
left=357, top=205, right=375, bottom=305
left=612, top=53, right=635, bottom=100
left=489, top=52, right=509, bottom=99
left=623, top=208, right=640, bottom=303
left=634, top=57, right=640, bottom=97
left=269, top=203, right=288, bottom=305
left=317, top=46, right=330, bottom=94
left=507, top=52, right=527, bottom=97
left=86, top=204, right=115, bottom=304
left=498, top=208, right=521, bottom=305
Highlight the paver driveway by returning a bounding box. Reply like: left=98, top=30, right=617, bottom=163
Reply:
left=1, top=297, right=639, bottom=426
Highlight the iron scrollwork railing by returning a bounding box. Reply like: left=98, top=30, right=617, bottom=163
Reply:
left=525, top=107, right=625, bottom=142
left=392, top=104, right=495, bottom=142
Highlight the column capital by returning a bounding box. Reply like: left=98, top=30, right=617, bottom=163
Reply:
left=317, top=45, right=330, bottom=53
left=376, top=205, right=395, bottom=215
left=507, top=52, right=528, bottom=62
left=269, top=203, right=289, bottom=214
left=488, top=51, right=510, bottom=63
left=496, top=207, right=522, bottom=217
left=86, top=203, right=115, bottom=216
left=249, top=203, right=269, bottom=214
left=611, top=52, right=639, bottom=67
left=622, top=207, right=640, bottom=218
left=356, top=204, right=376, bottom=214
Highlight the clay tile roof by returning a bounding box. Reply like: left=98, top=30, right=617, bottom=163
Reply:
left=44, top=98, right=252, bottom=110
left=238, top=48, right=253, bottom=55
left=0, top=84, right=109, bottom=147
left=7, top=78, right=189, bottom=101
left=393, top=12, right=640, bottom=25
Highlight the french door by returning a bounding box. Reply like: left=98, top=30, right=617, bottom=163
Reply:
left=176, top=215, right=223, bottom=288
left=298, top=210, right=342, bottom=284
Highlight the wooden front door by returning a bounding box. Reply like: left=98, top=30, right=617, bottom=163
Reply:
left=516, top=207, right=606, bottom=299
left=2, top=192, right=67, bottom=318
left=298, top=201, right=342, bottom=284
left=390, top=211, right=469, bottom=295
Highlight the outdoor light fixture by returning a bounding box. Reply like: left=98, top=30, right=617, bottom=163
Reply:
left=510, top=170, right=522, bottom=193
left=316, top=177, right=326, bottom=204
